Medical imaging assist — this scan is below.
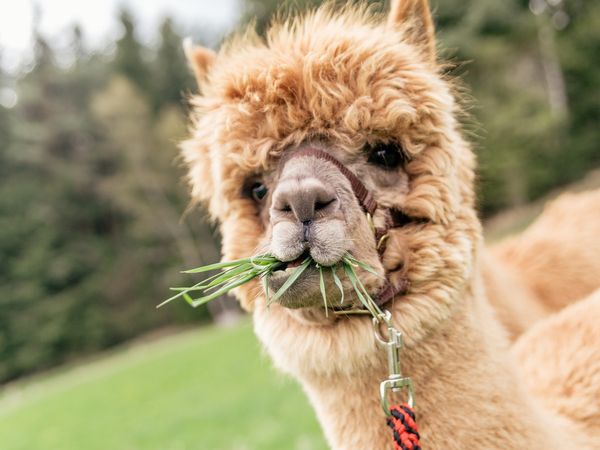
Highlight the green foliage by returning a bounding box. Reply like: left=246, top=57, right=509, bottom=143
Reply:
left=152, top=18, right=195, bottom=111
left=161, top=255, right=284, bottom=308
left=113, top=9, right=151, bottom=94
left=0, top=322, right=327, bottom=450
left=557, top=1, right=600, bottom=182
left=0, top=19, right=220, bottom=383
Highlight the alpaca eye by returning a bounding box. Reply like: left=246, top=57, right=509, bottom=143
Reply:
left=367, top=143, right=405, bottom=169
left=251, top=183, right=268, bottom=202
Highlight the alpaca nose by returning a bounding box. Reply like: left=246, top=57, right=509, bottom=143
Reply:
left=272, top=177, right=337, bottom=225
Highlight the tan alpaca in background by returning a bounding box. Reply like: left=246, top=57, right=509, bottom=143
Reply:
left=181, top=0, right=600, bottom=448
left=485, top=189, right=600, bottom=338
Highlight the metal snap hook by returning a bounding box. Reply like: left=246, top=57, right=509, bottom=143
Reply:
left=372, top=309, right=415, bottom=415
left=381, top=377, right=415, bottom=414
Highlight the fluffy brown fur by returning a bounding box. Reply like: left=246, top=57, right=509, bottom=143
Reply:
left=180, top=1, right=600, bottom=448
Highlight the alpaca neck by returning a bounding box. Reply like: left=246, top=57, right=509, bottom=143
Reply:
left=299, top=275, right=565, bottom=450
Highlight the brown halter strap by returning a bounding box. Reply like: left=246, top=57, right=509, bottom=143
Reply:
left=282, top=146, right=411, bottom=308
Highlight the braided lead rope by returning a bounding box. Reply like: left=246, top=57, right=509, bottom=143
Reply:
left=387, top=404, right=422, bottom=450
left=373, top=311, right=421, bottom=449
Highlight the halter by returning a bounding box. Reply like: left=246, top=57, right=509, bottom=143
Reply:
left=281, top=146, right=414, bottom=309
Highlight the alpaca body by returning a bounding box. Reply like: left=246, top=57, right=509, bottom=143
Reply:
left=513, top=287, right=600, bottom=445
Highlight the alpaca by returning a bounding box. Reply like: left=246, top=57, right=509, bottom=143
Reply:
left=180, top=1, right=600, bottom=448
left=484, top=189, right=600, bottom=339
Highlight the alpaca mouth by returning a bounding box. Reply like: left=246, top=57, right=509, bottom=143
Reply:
left=273, top=250, right=311, bottom=272
left=266, top=250, right=385, bottom=311
left=268, top=249, right=349, bottom=309
left=270, top=251, right=312, bottom=284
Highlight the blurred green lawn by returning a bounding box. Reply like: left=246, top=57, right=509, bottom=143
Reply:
left=0, top=320, right=327, bottom=450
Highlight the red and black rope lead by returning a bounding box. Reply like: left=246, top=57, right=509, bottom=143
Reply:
left=386, top=404, right=421, bottom=450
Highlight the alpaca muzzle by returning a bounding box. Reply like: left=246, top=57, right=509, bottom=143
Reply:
left=279, top=146, right=413, bottom=311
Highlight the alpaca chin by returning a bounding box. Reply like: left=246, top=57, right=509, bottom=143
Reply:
left=253, top=301, right=381, bottom=380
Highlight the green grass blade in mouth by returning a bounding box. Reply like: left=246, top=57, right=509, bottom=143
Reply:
left=250, top=255, right=281, bottom=269
left=319, top=266, right=329, bottom=317
left=181, top=258, right=254, bottom=274
left=343, top=254, right=382, bottom=279
left=182, top=292, right=195, bottom=307
left=163, top=252, right=383, bottom=320
left=169, top=266, right=247, bottom=292
left=202, top=263, right=254, bottom=288
left=169, top=264, right=254, bottom=292
left=343, top=263, right=380, bottom=318
left=161, top=254, right=281, bottom=309
left=201, top=267, right=258, bottom=294
left=331, top=266, right=345, bottom=304
left=188, top=272, right=259, bottom=307
left=164, top=264, right=259, bottom=301
left=270, top=257, right=311, bottom=303
left=351, top=264, right=384, bottom=318
left=157, top=280, right=206, bottom=308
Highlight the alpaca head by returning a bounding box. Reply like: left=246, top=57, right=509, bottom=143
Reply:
left=182, top=0, right=481, bottom=330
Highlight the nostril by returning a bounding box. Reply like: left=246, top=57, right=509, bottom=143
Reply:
left=272, top=178, right=336, bottom=221
left=315, top=198, right=335, bottom=211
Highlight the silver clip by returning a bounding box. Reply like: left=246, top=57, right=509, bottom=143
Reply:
left=373, top=310, right=415, bottom=415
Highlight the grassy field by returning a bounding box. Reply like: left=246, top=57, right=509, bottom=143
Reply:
left=0, top=321, right=327, bottom=450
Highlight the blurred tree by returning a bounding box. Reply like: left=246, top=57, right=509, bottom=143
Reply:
left=244, top=0, right=323, bottom=33
left=70, top=24, right=86, bottom=61
left=31, top=4, right=54, bottom=71
left=114, top=9, right=151, bottom=94
left=433, top=0, right=568, bottom=211
left=243, top=0, right=385, bottom=33
left=0, top=51, right=12, bottom=167
left=0, top=34, right=112, bottom=380
left=152, top=18, right=194, bottom=112
left=556, top=0, right=600, bottom=184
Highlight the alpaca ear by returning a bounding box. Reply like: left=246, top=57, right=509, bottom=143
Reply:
left=388, top=0, right=436, bottom=65
left=183, top=37, right=216, bottom=89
